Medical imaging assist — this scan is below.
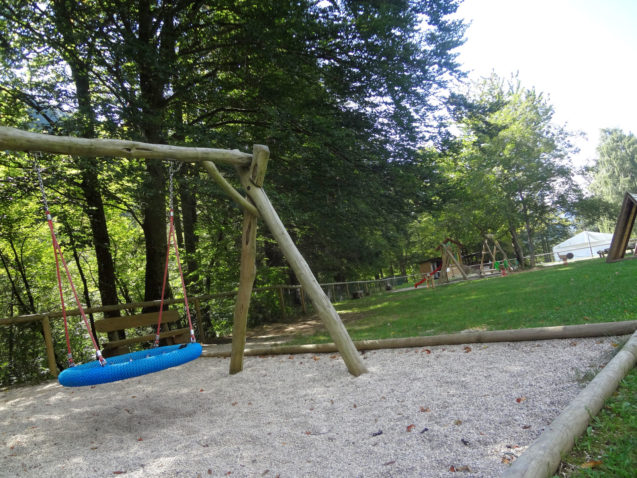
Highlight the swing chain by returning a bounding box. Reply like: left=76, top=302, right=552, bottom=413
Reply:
left=168, top=161, right=182, bottom=213
left=32, top=152, right=51, bottom=215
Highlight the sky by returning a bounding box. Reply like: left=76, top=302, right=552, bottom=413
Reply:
left=452, top=0, right=637, bottom=170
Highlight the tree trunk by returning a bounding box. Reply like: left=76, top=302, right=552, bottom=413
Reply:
left=519, top=196, right=536, bottom=267
left=508, top=223, right=525, bottom=267
left=179, top=165, right=200, bottom=291
left=141, top=159, right=169, bottom=309
left=52, top=0, right=122, bottom=334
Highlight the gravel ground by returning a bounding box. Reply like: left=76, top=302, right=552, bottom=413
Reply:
left=0, top=336, right=623, bottom=478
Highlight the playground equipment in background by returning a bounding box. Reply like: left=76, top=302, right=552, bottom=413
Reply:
left=480, top=235, right=513, bottom=276
left=437, top=238, right=469, bottom=283
left=606, top=192, right=637, bottom=262
left=557, top=252, right=575, bottom=265
left=414, top=264, right=442, bottom=288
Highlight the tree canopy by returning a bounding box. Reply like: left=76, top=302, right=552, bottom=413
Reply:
left=0, top=0, right=468, bottom=383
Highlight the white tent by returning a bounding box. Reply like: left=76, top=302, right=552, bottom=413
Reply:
left=552, top=231, right=614, bottom=261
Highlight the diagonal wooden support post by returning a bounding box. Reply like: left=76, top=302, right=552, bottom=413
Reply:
left=237, top=146, right=367, bottom=376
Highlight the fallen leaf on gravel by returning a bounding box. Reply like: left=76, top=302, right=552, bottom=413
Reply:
left=516, top=397, right=527, bottom=403
left=449, top=465, right=471, bottom=472
left=199, top=389, right=204, bottom=392
left=464, top=346, right=471, bottom=353
left=454, top=419, right=462, bottom=425
left=137, top=437, right=143, bottom=441
left=312, top=356, right=320, bottom=361
left=231, top=402, right=238, bottom=406
left=423, top=349, right=431, bottom=354
left=570, top=341, right=578, bottom=346
left=305, top=431, right=311, bottom=435
left=288, top=356, right=294, bottom=359
left=611, top=342, right=619, bottom=347
left=330, top=355, right=338, bottom=359
left=580, top=460, right=603, bottom=469
left=383, top=461, right=396, bottom=466
left=522, top=425, right=531, bottom=429
left=406, top=424, right=415, bottom=432
left=420, top=406, right=431, bottom=412
left=113, top=472, right=125, bottom=475
left=501, top=456, right=513, bottom=464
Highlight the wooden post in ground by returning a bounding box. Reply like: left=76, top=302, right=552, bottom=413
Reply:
left=238, top=151, right=367, bottom=376
left=193, top=297, right=206, bottom=343
left=228, top=146, right=264, bottom=374
left=299, top=287, right=307, bottom=314
left=229, top=209, right=258, bottom=373
left=41, top=316, right=58, bottom=377
left=277, top=286, right=287, bottom=320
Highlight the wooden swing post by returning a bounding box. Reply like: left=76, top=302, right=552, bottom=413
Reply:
left=0, top=126, right=367, bottom=377
left=228, top=145, right=265, bottom=374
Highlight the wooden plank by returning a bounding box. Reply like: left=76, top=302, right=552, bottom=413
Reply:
left=229, top=209, right=258, bottom=374
left=101, top=328, right=190, bottom=350
left=0, top=126, right=252, bottom=166
left=94, top=310, right=180, bottom=333
left=238, top=168, right=367, bottom=376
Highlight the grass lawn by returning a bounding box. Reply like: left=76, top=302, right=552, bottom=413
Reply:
left=553, top=367, right=636, bottom=477
left=296, top=258, right=637, bottom=343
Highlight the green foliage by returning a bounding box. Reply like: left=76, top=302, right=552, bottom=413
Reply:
left=590, top=129, right=637, bottom=205
left=0, top=0, right=469, bottom=382
left=435, top=74, right=581, bottom=265
left=585, top=128, right=637, bottom=231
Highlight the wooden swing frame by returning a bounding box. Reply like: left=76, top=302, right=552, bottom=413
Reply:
left=0, top=126, right=367, bottom=377
left=480, top=234, right=513, bottom=276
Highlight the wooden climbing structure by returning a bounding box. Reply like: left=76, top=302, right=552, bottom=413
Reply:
left=606, top=193, right=637, bottom=263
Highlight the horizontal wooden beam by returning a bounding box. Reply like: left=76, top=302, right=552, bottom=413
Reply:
left=0, top=126, right=252, bottom=166
left=503, top=329, right=637, bottom=478
left=200, top=320, right=637, bottom=357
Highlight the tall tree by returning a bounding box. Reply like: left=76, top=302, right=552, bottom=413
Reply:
left=448, top=74, right=580, bottom=266
left=589, top=128, right=637, bottom=225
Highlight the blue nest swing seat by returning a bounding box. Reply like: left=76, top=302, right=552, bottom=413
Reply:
left=58, top=343, right=203, bottom=387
